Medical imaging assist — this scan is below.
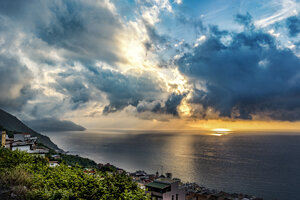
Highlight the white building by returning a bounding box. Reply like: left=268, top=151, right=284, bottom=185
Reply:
left=24, top=133, right=31, bottom=140
left=28, top=148, right=49, bottom=157
left=11, top=143, right=32, bottom=152
left=145, top=178, right=186, bottom=200
left=49, top=161, right=60, bottom=167
left=4, top=133, right=49, bottom=156
left=14, top=134, right=25, bottom=142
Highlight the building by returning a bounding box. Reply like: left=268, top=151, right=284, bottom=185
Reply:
left=11, top=142, right=32, bottom=152
left=51, top=154, right=61, bottom=160
left=145, top=178, right=186, bottom=200
left=49, top=161, right=60, bottom=167
left=1, top=132, right=49, bottom=156
left=1, top=131, right=6, bottom=147
left=24, top=133, right=31, bottom=140
left=83, top=168, right=96, bottom=175
left=29, top=148, right=49, bottom=157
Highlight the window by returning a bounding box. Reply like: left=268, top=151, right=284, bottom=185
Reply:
left=176, top=194, right=178, bottom=200
left=172, top=195, right=174, bottom=200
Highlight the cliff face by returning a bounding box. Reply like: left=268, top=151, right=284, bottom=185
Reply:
left=0, top=108, right=60, bottom=151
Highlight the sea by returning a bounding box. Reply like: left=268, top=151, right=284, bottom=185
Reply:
left=43, top=130, right=300, bottom=200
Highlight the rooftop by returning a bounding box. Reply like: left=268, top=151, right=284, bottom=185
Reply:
left=145, top=181, right=170, bottom=190
left=28, top=149, right=49, bottom=154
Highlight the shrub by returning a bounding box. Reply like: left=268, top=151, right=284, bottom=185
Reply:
left=0, top=168, right=32, bottom=187
left=0, top=148, right=150, bottom=200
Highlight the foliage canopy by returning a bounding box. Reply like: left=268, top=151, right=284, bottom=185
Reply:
left=0, top=148, right=150, bottom=200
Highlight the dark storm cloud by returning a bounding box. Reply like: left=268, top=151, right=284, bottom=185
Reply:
left=235, top=12, right=253, bottom=28
left=0, top=0, right=124, bottom=65
left=177, top=14, right=300, bottom=121
left=0, top=0, right=136, bottom=118
left=53, top=66, right=182, bottom=117
left=0, top=0, right=174, bottom=119
left=88, top=68, right=164, bottom=114
left=2, top=0, right=300, bottom=123
left=28, top=101, right=65, bottom=119
left=0, top=0, right=49, bottom=24
left=37, top=1, right=123, bottom=64
left=286, top=15, right=300, bottom=37
left=163, top=93, right=185, bottom=116
left=144, top=23, right=169, bottom=51
left=136, top=100, right=162, bottom=113
left=0, top=55, right=36, bottom=112
left=25, top=117, right=85, bottom=132
left=51, top=73, right=96, bottom=110
left=53, top=66, right=165, bottom=114
left=136, top=93, right=185, bottom=116
left=0, top=13, right=36, bottom=112
left=175, top=13, right=206, bottom=35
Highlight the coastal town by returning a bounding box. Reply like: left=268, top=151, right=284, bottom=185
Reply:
left=1, top=131, right=263, bottom=200
left=1, top=131, right=49, bottom=157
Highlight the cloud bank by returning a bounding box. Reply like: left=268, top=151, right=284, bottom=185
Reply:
left=176, top=15, right=300, bottom=121
left=286, top=15, right=300, bottom=37
left=1, top=0, right=300, bottom=130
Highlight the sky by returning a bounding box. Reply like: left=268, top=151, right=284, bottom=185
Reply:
left=1, top=0, right=300, bottom=132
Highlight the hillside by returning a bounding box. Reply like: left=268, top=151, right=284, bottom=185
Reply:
left=0, top=108, right=60, bottom=151
left=0, top=148, right=149, bottom=199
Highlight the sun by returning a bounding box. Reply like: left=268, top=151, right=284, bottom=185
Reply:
left=212, top=128, right=231, bottom=132
left=210, top=128, right=231, bottom=136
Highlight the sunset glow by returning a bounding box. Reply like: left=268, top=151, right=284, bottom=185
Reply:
left=1, top=1, right=300, bottom=199
left=0, top=0, right=299, bottom=133
left=212, top=128, right=231, bottom=132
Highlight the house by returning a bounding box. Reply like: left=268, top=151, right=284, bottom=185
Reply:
left=51, top=154, right=61, bottom=160
left=29, top=148, right=49, bottom=157
left=4, top=136, right=14, bottom=149
left=14, top=134, right=25, bottom=142
left=49, top=161, right=60, bottom=167
left=145, top=178, right=186, bottom=200
left=11, top=142, right=32, bottom=152
left=24, top=133, right=31, bottom=140
left=83, top=168, right=97, bottom=175
left=1, top=131, right=49, bottom=156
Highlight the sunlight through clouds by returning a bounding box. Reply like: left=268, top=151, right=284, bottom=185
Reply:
left=1, top=0, right=300, bottom=130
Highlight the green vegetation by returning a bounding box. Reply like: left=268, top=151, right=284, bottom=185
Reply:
left=98, top=165, right=117, bottom=173
left=59, top=154, right=97, bottom=168
left=0, top=148, right=150, bottom=200
left=40, top=145, right=98, bottom=168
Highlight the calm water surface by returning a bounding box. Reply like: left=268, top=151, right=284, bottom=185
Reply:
left=43, top=130, right=300, bottom=200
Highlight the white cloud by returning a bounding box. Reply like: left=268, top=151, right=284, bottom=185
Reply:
left=194, top=35, right=206, bottom=47
left=174, top=0, right=182, bottom=5
left=268, top=29, right=280, bottom=37
left=255, top=0, right=300, bottom=27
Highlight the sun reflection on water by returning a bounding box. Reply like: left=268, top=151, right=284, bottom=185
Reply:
left=210, top=128, right=231, bottom=136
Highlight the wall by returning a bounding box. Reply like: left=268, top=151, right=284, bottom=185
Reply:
left=163, top=181, right=185, bottom=200
left=12, top=145, right=31, bottom=152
